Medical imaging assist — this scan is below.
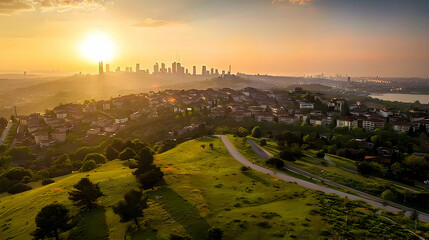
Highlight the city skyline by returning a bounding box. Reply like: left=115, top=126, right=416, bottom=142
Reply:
left=1, top=0, right=429, bottom=77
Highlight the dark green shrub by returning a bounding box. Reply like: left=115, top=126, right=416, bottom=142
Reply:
left=260, top=139, right=267, bottom=146
left=42, top=179, right=55, bottom=186
left=7, top=183, right=32, bottom=194
left=119, top=147, right=138, bottom=161
left=279, top=150, right=296, bottom=162
left=83, top=153, right=107, bottom=164
left=81, top=160, right=97, bottom=172
left=251, top=126, right=262, bottom=138
left=266, top=157, right=284, bottom=169
left=105, top=146, right=119, bottom=160
left=1, top=167, right=32, bottom=182
left=237, top=127, right=250, bottom=137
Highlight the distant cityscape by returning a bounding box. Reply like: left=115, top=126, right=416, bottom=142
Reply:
left=98, top=61, right=233, bottom=77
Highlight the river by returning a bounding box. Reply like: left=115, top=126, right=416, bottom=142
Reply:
left=370, top=93, right=429, bottom=104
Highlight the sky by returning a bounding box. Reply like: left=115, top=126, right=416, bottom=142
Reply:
left=0, top=0, right=428, bottom=77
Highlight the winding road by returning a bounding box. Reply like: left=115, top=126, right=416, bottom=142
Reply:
left=216, top=135, right=429, bottom=222
left=0, top=120, right=13, bottom=145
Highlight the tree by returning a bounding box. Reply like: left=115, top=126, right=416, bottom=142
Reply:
left=5, top=146, right=35, bottom=164
left=119, top=147, right=138, bottom=161
left=136, top=168, right=165, bottom=190
left=251, top=126, right=262, bottom=138
left=68, top=178, right=103, bottom=209
left=111, top=138, right=125, bottom=152
left=265, top=157, right=285, bottom=169
left=279, top=150, right=296, bottom=162
left=105, top=146, right=119, bottom=160
left=83, top=153, right=107, bottom=164
left=81, top=160, right=97, bottom=172
left=237, top=127, right=250, bottom=137
left=208, top=227, right=223, bottom=240
left=32, top=204, right=72, bottom=240
left=1, top=166, right=32, bottom=181
left=112, top=189, right=148, bottom=228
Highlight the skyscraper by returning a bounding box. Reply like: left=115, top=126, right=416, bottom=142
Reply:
left=202, top=66, right=207, bottom=76
left=136, top=63, right=140, bottom=72
left=98, top=61, right=103, bottom=75
left=161, top=63, right=166, bottom=73
left=172, top=62, right=177, bottom=74
left=154, top=63, right=159, bottom=74
left=193, top=66, right=196, bottom=75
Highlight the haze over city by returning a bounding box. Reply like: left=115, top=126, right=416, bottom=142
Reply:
left=1, top=0, right=429, bottom=77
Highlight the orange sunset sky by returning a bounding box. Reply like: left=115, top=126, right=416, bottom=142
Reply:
left=0, top=0, right=428, bottom=77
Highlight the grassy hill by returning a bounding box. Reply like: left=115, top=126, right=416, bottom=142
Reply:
left=0, top=137, right=423, bottom=239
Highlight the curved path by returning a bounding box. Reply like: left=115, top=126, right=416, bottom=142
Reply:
left=216, top=135, right=429, bottom=222
left=0, top=120, right=13, bottom=145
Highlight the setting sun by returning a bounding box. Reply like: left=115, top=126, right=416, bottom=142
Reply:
left=80, top=32, right=115, bottom=62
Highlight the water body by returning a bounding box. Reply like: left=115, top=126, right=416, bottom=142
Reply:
left=370, top=93, right=429, bottom=104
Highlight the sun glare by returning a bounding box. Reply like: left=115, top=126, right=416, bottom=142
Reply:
left=80, top=32, right=115, bottom=62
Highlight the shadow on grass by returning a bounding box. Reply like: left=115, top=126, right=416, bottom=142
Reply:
left=242, top=171, right=270, bottom=186
left=150, top=187, right=210, bottom=239
left=67, top=206, right=109, bottom=240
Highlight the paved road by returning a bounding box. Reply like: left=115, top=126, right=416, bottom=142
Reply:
left=217, top=135, right=429, bottom=222
left=0, top=120, right=13, bottom=145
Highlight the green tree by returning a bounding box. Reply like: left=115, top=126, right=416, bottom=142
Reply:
left=68, top=178, right=103, bottom=209
left=266, top=157, right=285, bottom=169
left=119, top=147, right=138, bottom=161
left=112, top=189, right=148, bottom=228
left=237, top=127, right=250, bottom=137
left=136, top=168, right=165, bottom=190
left=81, top=160, right=97, bottom=172
left=105, top=146, right=119, bottom=160
left=251, top=126, right=262, bottom=138
left=83, top=153, right=107, bottom=164
left=32, top=204, right=72, bottom=240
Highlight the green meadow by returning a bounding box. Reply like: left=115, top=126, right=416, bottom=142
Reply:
left=0, top=136, right=423, bottom=239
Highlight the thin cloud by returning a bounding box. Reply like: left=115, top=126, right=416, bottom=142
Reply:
left=0, top=0, right=111, bottom=15
left=133, top=18, right=183, bottom=28
left=0, top=0, right=34, bottom=15
left=272, top=0, right=314, bottom=6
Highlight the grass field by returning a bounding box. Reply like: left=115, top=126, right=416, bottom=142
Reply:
left=0, top=136, right=425, bottom=239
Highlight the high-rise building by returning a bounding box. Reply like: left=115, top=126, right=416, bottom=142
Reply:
left=161, top=63, right=166, bottom=73
left=98, top=61, right=104, bottom=75
left=172, top=62, right=177, bottom=74
left=185, top=69, right=188, bottom=74
left=228, top=65, right=231, bottom=75
left=215, top=69, right=219, bottom=75
left=154, top=63, right=159, bottom=74
left=168, top=67, right=171, bottom=74
left=193, top=66, right=196, bottom=75
left=211, top=68, right=214, bottom=75
left=106, top=64, right=110, bottom=73
left=136, top=63, right=140, bottom=72
left=348, top=76, right=351, bottom=82
left=116, top=67, right=120, bottom=72
left=202, top=66, right=207, bottom=76
left=125, top=67, right=130, bottom=72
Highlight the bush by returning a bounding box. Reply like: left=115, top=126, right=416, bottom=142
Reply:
left=237, top=127, right=250, bottom=137
left=316, top=151, right=325, bottom=158
left=1, top=167, right=32, bottom=182
left=123, top=159, right=139, bottom=169
left=7, top=183, right=32, bottom=194
left=119, top=147, right=138, bottom=161
left=251, top=126, right=262, bottom=138
left=81, top=160, right=97, bottom=172
left=240, top=166, right=250, bottom=172
left=266, top=157, right=284, bottom=169
left=0, top=177, right=17, bottom=193
left=279, top=150, right=296, bottom=162
left=83, top=153, right=107, bottom=164
left=260, top=139, right=267, bottom=146
left=381, top=189, right=395, bottom=201
left=42, top=179, right=55, bottom=186
left=105, top=146, right=119, bottom=160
